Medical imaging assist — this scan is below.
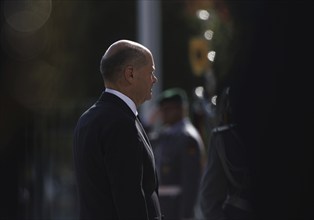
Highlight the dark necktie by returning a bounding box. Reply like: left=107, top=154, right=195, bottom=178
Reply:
left=136, top=116, right=163, bottom=219
left=135, top=115, right=155, bottom=167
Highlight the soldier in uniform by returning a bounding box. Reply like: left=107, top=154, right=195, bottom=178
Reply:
left=152, top=88, right=205, bottom=220
left=198, top=87, right=253, bottom=220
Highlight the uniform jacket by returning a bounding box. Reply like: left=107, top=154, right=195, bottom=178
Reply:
left=199, top=125, right=252, bottom=220
left=153, top=118, right=205, bottom=220
left=73, top=92, right=162, bottom=220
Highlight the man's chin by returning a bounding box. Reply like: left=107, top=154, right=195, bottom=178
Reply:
left=145, top=94, right=153, bottom=102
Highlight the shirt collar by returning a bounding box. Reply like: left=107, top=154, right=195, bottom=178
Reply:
left=105, top=88, right=138, bottom=116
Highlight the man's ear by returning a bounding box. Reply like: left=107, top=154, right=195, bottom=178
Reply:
left=124, top=65, right=134, bottom=83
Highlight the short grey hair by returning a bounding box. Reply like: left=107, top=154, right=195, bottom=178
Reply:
left=100, top=45, right=148, bottom=82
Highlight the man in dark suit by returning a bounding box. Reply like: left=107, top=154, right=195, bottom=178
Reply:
left=73, top=39, right=162, bottom=220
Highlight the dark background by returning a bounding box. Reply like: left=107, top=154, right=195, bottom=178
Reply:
left=1, top=0, right=313, bottom=219
left=224, top=1, right=313, bottom=220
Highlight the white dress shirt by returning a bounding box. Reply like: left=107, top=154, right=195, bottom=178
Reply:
left=105, top=88, right=138, bottom=116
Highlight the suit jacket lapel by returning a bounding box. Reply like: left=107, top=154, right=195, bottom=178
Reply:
left=135, top=117, right=156, bottom=169
left=100, top=91, right=156, bottom=169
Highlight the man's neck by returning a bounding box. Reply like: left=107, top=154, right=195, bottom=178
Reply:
left=105, top=88, right=138, bottom=116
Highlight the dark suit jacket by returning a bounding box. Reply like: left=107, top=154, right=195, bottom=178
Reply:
left=73, top=92, right=162, bottom=220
